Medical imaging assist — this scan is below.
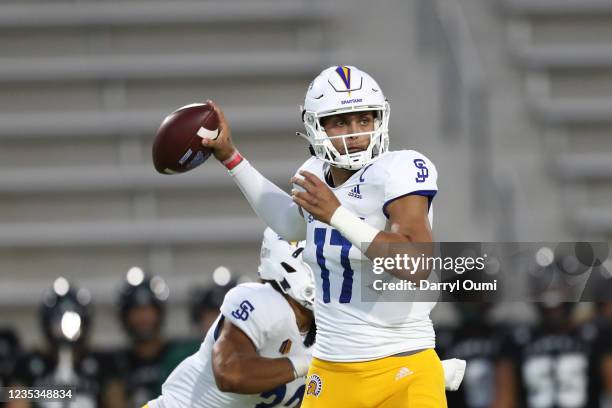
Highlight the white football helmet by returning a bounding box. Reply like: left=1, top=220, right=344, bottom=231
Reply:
left=258, top=228, right=315, bottom=310
left=299, top=65, right=390, bottom=170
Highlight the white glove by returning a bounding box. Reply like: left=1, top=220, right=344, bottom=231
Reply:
left=288, top=355, right=312, bottom=379
left=441, top=358, right=466, bottom=391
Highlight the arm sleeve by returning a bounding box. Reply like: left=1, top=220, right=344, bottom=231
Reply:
left=229, top=159, right=306, bottom=241
left=383, top=151, right=438, bottom=218
left=219, top=286, right=269, bottom=350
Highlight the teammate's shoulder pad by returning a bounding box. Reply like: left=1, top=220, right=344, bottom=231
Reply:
left=221, top=283, right=289, bottom=321
left=221, top=282, right=265, bottom=308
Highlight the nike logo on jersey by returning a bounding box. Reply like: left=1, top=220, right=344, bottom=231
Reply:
left=348, top=185, right=362, bottom=199
left=395, top=367, right=414, bottom=381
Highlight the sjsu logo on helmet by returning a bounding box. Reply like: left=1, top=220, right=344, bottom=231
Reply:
left=306, top=374, right=323, bottom=397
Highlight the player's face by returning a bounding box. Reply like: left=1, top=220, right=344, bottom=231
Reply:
left=126, top=304, right=161, bottom=340
left=321, top=111, right=375, bottom=154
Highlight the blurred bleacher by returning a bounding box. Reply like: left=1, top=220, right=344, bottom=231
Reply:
left=0, top=0, right=338, bottom=345
left=501, top=0, right=612, bottom=238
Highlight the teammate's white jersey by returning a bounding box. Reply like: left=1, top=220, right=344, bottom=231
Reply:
left=147, top=283, right=312, bottom=408
left=295, top=150, right=438, bottom=362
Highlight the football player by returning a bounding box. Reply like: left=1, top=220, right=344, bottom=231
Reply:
left=436, top=303, right=502, bottom=408
left=497, top=302, right=608, bottom=408
left=202, top=65, right=447, bottom=407
left=0, top=328, right=20, bottom=391
left=114, top=271, right=173, bottom=407
left=145, top=228, right=316, bottom=408
left=7, top=278, right=125, bottom=408
left=189, top=281, right=236, bottom=334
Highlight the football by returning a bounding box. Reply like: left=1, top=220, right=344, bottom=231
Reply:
left=152, top=102, right=219, bottom=174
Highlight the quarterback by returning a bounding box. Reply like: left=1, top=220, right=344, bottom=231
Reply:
left=204, top=66, right=448, bottom=407
left=146, top=228, right=316, bottom=408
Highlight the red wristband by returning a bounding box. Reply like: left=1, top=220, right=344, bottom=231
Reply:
left=222, top=151, right=244, bottom=170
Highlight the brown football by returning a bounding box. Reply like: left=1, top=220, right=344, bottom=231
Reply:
left=152, top=103, right=219, bottom=174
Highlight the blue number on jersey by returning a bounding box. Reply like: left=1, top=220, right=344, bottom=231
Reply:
left=314, top=228, right=331, bottom=303
left=314, top=227, right=354, bottom=303
left=255, top=384, right=304, bottom=408
left=256, top=386, right=285, bottom=408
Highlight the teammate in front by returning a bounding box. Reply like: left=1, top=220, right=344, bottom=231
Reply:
left=202, top=65, right=447, bottom=407
left=145, top=228, right=316, bottom=408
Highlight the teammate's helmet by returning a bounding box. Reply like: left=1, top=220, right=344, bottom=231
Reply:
left=40, top=277, right=92, bottom=346
left=258, top=228, right=315, bottom=310
left=300, top=65, right=390, bottom=170
left=118, top=268, right=169, bottom=333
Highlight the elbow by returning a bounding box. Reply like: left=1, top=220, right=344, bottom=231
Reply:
left=214, top=369, right=244, bottom=393
left=212, top=357, right=246, bottom=393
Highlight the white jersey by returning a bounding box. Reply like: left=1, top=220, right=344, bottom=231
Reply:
left=147, top=283, right=312, bottom=408
left=295, top=150, right=438, bottom=362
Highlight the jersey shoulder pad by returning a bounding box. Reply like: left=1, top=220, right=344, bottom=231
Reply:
left=220, top=283, right=291, bottom=349
left=382, top=150, right=438, bottom=209
left=383, top=150, right=437, bottom=174
left=294, top=156, right=324, bottom=177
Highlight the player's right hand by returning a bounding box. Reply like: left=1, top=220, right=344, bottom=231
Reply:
left=201, top=100, right=238, bottom=163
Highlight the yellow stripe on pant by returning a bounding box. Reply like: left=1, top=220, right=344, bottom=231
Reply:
left=301, top=349, right=447, bottom=408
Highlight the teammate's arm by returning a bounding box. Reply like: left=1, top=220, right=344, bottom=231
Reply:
left=201, top=101, right=306, bottom=241
left=211, top=319, right=303, bottom=394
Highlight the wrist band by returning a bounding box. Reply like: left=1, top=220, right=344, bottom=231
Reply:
left=222, top=151, right=244, bottom=171
left=330, top=206, right=380, bottom=251
left=288, top=355, right=311, bottom=379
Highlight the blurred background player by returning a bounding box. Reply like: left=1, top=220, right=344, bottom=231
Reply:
left=7, top=277, right=124, bottom=408
left=146, top=228, right=315, bottom=408
left=115, top=269, right=172, bottom=407
left=189, top=280, right=237, bottom=335
left=0, top=328, right=20, bottom=390
left=496, top=266, right=611, bottom=408
left=436, top=303, right=502, bottom=408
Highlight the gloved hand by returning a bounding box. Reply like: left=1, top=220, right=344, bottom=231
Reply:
left=441, top=358, right=466, bottom=391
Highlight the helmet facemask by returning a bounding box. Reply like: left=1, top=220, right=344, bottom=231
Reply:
left=301, top=102, right=390, bottom=171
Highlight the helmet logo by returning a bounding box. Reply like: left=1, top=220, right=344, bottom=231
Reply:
left=335, top=66, right=351, bottom=91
